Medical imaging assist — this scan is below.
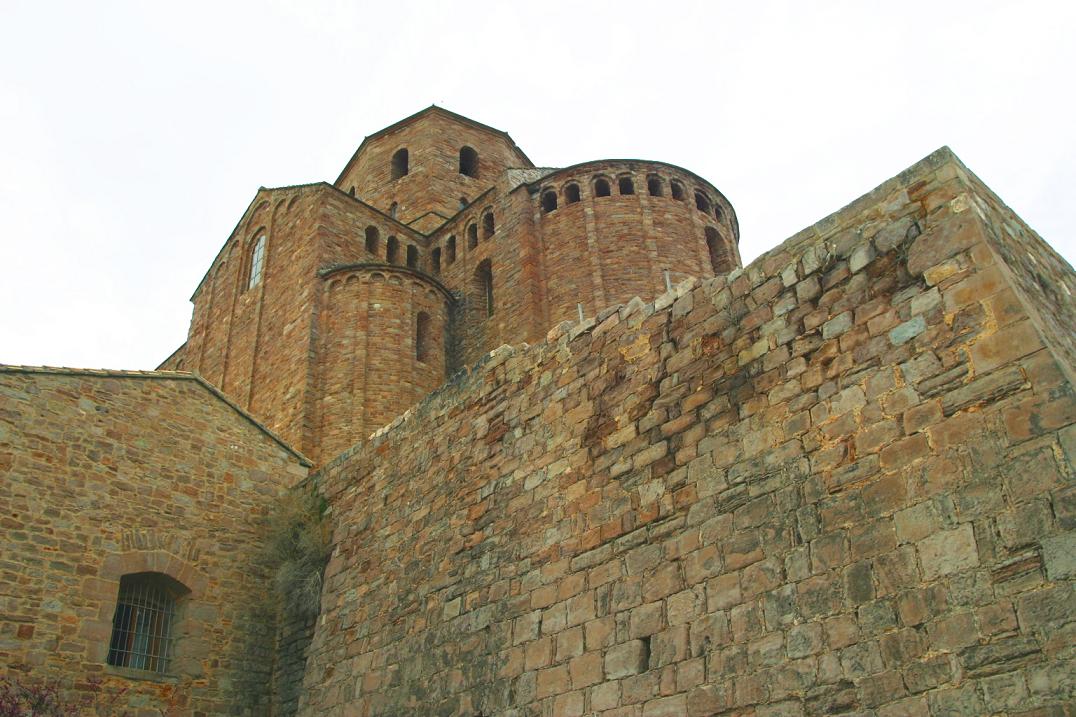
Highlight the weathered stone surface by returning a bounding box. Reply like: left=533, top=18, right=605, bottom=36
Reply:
left=918, top=524, right=980, bottom=580
left=7, top=129, right=1076, bottom=717
left=290, top=149, right=1075, bottom=716
left=0, top=368, right=309, bottom=714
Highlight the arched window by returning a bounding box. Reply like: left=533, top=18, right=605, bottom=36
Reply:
left=107, top=573, right=188, bottom=674
left=618, top=176, right=635, bottom=195
left=482, top=211, right=495, bottom=239
left=670, top=180, right=685, bottom=201
left=459, top=146, right=479, bottom=178
left=714, top=205, right=723, bottom=221
left=459, top=196, right=468, bottom=210
left=391, top=148, right=409, bottom=180
left=386, top=236, right=399, bottom=264
left=416, top=311, right=431, bottom=362
left=647, top=176, right=664, bottom=197
left=695, top=191, right=711, bottom=214
left=432, top=247, right=441, bottom=274
left=406, top=245, right=418, bottom=269
left=247, top=234, right=266, bottom=290
left=564, top=184, right=581, bottom=204
left=389, top=202, right=399, bottom=219
left=365, top=226, right=380, bottom=256
left=705, top=226, right=732, bottom=274
left=475, top=260, right=494, bottom=317
left=541, top=190, right=558, bottom=213
left=467, top=223, right=478, bottom=249
left=348, top=186, right=355, bottom=196
left=446, top=235, right=457, bottom=264
left=594, top=178, right=611, bottom=197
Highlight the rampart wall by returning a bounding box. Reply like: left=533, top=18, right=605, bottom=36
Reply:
left=297, top=148, right=1076, bottom=716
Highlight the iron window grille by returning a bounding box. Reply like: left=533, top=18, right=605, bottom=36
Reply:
left=106, top=573, right=181, bottom=674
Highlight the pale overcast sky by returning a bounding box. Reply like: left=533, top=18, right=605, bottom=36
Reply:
left=1, top=1, right=1073, bottom=370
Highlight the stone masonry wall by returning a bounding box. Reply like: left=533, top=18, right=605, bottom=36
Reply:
left=0, top=368, right=309, bottom=716
left=335, top=110, right=530, bottom=228
left=531, top=161, right=738, bottom=328
left=297, top=148, right=1075, bottom=716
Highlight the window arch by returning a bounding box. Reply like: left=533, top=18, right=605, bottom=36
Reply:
left=446, top=236, right=457, bottom=264
left=459, top=196, right=468, bottom=210
left=406, top=245, right=418, bottom=269
left=365, top=226, right=380, bottom=256
left=386, top=236, right=399, bottom=264
left=618, top=176, right=635, bottom=195
left=416, top=311, right=431, bottom=362
left=475, top=259, right=494, bottom=317
left=348, top=186, right=355, bottom=197
left=714, top=205, right=723, bottom=221
left=564, top=183, right=581, bottom=204
left=247, top=234, right=266, bottom=290
left=647, top=176, right=664, bottom=197
left=594, top=177, right=611, bottom=197
left=459, top=146, right=479, bottom=178
left=107, top=573, right=188, bottom=674
left=705, top=226, right=733, bottom=274
left=541, top=190, right=558, bottom=213
left=670, top=180, right=685, bottom=201
left=389, top=202, right=399, bottom=219
left=467, top=223, right=478, bottom=249
left=482, top=211, right=495, bottom=239
left=391, top=148, right=409, bottom=179
left=431, top=247, right=441, bottom=274
left=695, top=191, right=711, bottom=214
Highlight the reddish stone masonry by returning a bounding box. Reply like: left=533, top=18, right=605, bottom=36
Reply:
left=3, top=109, right=1074, bottom=717
left=160, top=106, right=740, bottom=466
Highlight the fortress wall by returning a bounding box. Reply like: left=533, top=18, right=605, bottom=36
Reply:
left=297, top=149, right=1075, bottom=716
left=339, top=112, right=527, bottom=225
left=314, top=267, right=449, bottom=463
left=0, top=368, right=309, bottom=715
left=949, top=166, right=1076, bottom=384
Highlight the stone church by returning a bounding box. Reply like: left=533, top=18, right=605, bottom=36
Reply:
left=2, top=107, right=1073, bottom=716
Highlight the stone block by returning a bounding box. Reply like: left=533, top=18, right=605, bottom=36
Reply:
left=960, top=635, right=1041, bottom=677
left=918, top=524, right=979, bottom=580
left=605, top=639, right=650, bottom=679
left=1041, top=530, right=1076, bottom=580
left=889, top=315, right=926, bottom=346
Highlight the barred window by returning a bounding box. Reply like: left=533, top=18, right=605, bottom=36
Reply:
left=107, top=573, right=187, bottom=674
